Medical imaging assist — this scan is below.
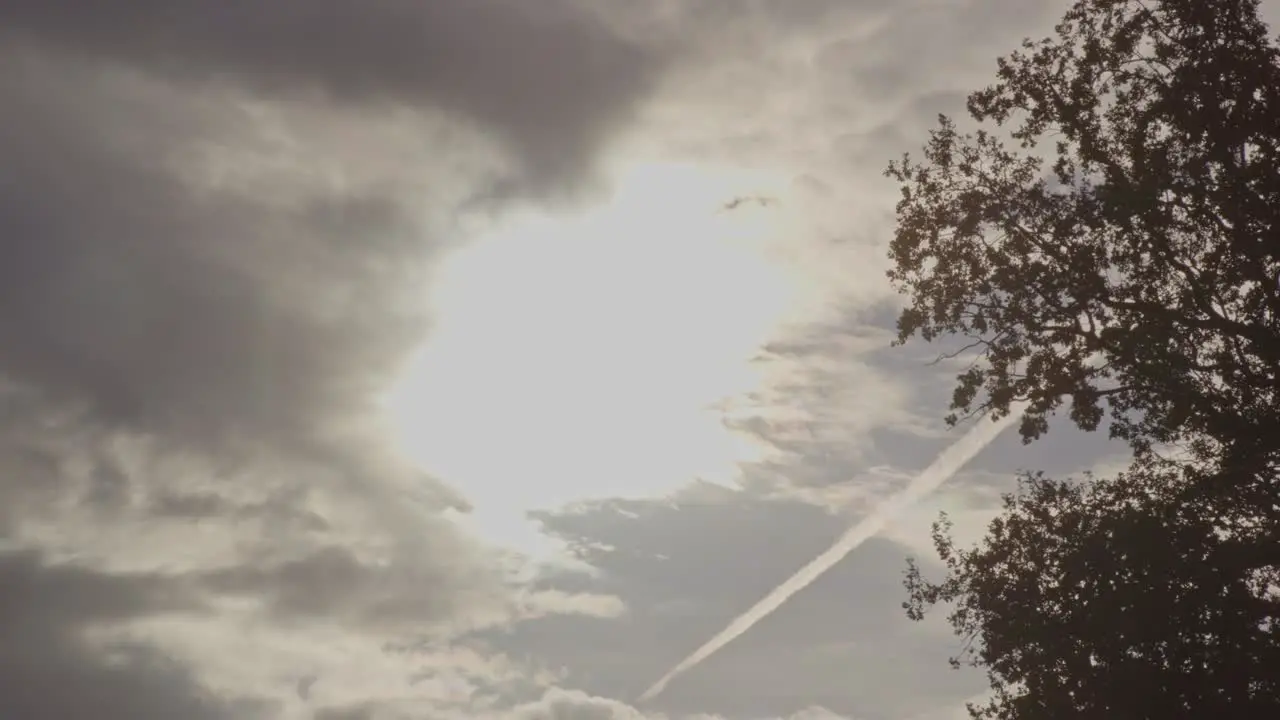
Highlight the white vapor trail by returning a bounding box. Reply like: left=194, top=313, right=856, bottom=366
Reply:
left=636, top=403, right=1027, bottom=703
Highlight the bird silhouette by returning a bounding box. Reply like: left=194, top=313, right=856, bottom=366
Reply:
left=720, top=195, right=778, bottom=211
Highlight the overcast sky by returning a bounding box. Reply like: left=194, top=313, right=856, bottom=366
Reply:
left=3, top=2, right=1264, bottom=719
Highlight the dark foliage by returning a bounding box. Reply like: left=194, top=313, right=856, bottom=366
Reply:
left=892, top=1, right=1280, bottom=717
left=885, top=0, right=1280, bottom=457
left=904, top=454, right=1280, bottom=718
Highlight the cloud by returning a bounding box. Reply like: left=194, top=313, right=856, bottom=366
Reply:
left=504, top=688, right=861, bottom=720
left=0, top=0, right=662, bottom=195
left=0, top=391, right=618, bottom=715
left=0, top=1, right=659, bottom=715
left=0, top=551, right=265, bottom=719
left=0, top=53, right=436, bottom=476
left=726, top=317, right=921, bottom=497
left=511, top=688, right=652, bottom=720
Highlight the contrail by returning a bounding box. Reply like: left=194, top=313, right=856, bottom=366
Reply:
left=637, top=403, right=1027, bottom=703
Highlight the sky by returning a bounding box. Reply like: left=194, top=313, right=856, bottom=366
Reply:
left=4, top=1, right=1258, bottom=719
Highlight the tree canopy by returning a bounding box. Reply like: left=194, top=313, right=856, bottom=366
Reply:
left=885, top=0, right=1280, bottom=459
left=904, top=454, right=1280, bottom=718
left=890, top=0, right=1280, bottom=717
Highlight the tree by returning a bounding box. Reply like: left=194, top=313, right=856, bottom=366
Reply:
left=884, top=0, right=1280, bottom=460
left=904, top=453, right=1280, bottom=719
left=890, top=1, right=1280, bottom=716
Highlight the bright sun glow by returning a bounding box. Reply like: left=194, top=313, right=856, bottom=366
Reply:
left=386, top=161, right=796, bottom=555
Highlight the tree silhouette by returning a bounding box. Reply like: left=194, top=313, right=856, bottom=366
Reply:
left=892, top=1, right=1280, bottom=716
left=885, top=0, right=1280, bottom=459
left=905, top=453, right=1280, bottom=719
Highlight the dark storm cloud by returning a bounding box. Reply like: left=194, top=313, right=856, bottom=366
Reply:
left=0, top=0, right=660, bottom=190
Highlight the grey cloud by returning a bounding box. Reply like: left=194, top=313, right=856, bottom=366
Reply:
left=0, top=53, right=425, bottom=460
left=0, top=0, right=650, bottom=708
left=830, top=90, right=969, bottom=171
left=813, top=0, right=1060, bottom=102
left=720, top=314, right=921, bottom=496
left=147, top=489, right=333, bottom=537
left=722, top=298, right=1129, bottom=503
left=0, top=551, right=265, bottom=720
left=201, top=545, right=475, bottom=629
left=315, top=704, right=379, bottom=720
left=503, top=689, right=860, bottom=720
left=0, top=380, right=576, bottom=713
left=0, top=550, right=203, bottom=629
left=510, top=688, right=648, bottom=720
left=0, top=0, right=661, bottom=193
left=0, top=0, right=655, bottom=531
left=669, top=0, right=890, bottom=32
left=0, top=383, right=130, bottom=534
